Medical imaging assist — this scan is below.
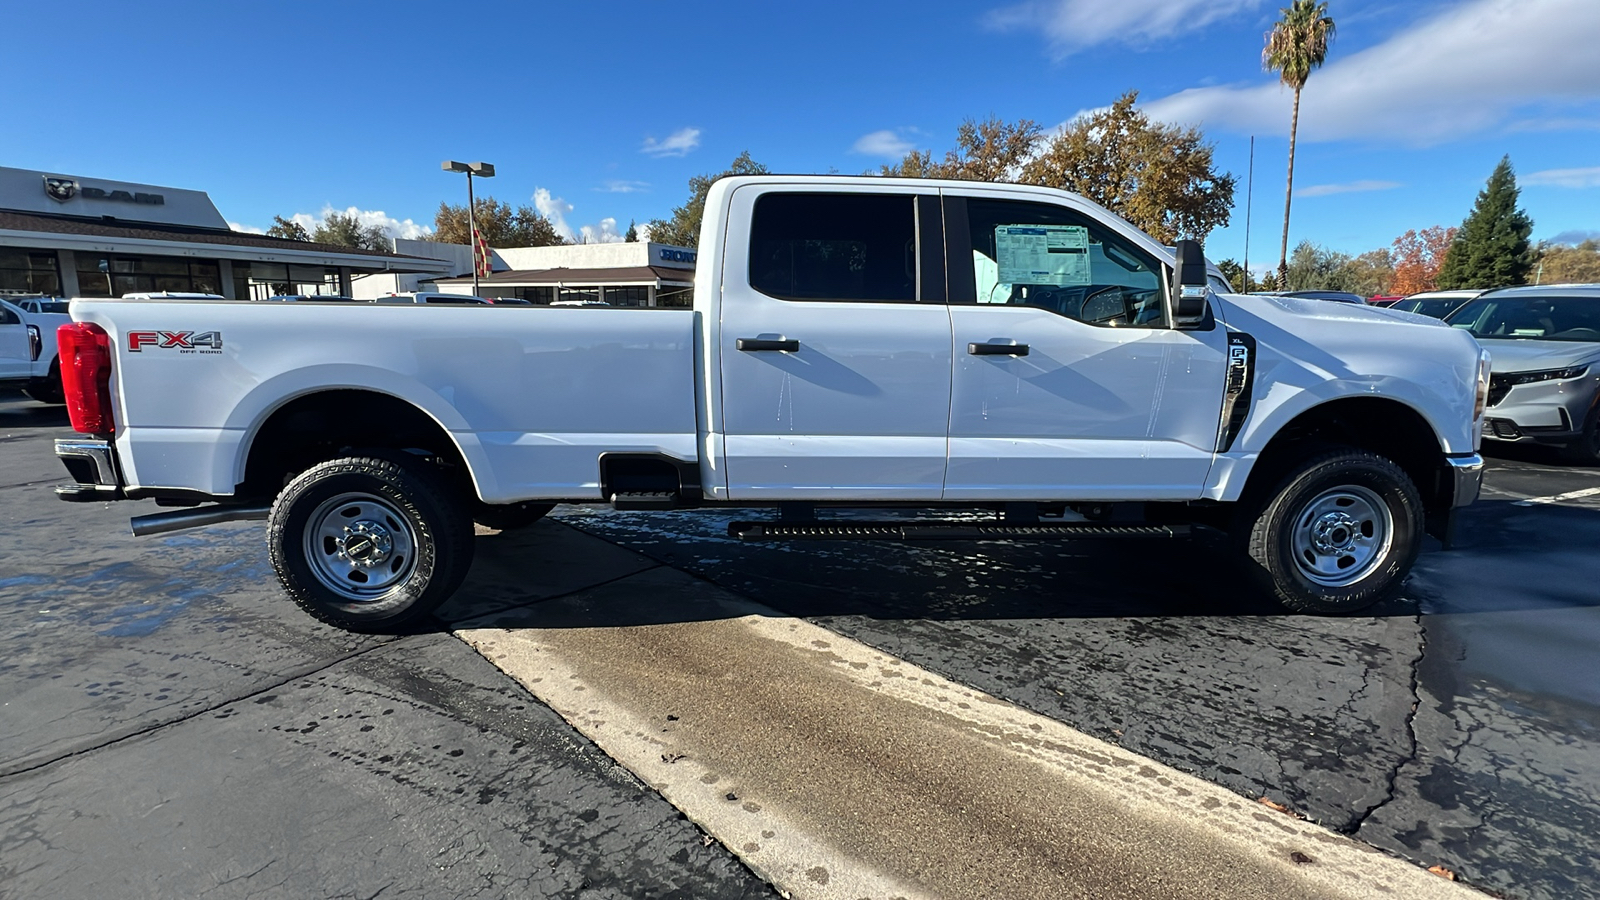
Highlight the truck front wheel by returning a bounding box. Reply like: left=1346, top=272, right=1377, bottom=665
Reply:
left=267, top=456, right=474, bottom=632
left=1239, top=449, right=1422, bottom=615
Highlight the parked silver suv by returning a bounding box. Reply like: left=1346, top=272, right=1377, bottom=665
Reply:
left=1446, top=284, right=1600, bottom=462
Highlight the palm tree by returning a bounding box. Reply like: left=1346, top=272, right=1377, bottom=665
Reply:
left=1265, top=0, right=1336, bottom=288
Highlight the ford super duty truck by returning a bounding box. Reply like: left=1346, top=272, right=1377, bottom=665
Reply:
left=51, top=176, right=1489, bottom=631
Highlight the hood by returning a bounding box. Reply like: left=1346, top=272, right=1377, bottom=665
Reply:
left=1478, top=338, right=1600, bottom=374
left=1220, top=292, right=1447, bottom=328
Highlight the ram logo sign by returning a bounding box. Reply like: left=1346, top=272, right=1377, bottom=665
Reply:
left=128, top=331, right=224, bottom=355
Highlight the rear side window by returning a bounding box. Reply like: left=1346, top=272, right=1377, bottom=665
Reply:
left=749, top=193, right=917, bottom=302
left=0, top=305, right=18, bottom=325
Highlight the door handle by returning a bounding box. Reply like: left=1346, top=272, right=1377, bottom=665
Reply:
left=968, top=341, right=1029, bottom=356
left=737, top=338, right=800, bottom=352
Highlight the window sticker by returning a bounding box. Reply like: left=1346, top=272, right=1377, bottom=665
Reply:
left=994, top=224, right=1090, bottom=286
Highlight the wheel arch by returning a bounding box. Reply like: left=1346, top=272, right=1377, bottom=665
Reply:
left=1241, top=396, right=1454, bottom=517
left=236, top=387, right=487, bottom=503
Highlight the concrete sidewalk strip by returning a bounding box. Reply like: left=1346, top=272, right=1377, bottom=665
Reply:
left=456, top=565, right=1481, bottom=900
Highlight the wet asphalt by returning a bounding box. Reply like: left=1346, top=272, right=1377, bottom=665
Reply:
left=3, top=388, right=1598, bottom=899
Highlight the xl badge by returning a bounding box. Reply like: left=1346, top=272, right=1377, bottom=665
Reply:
left=44, top=177, right=79, bottom=203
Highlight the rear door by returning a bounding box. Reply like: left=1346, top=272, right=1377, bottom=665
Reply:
left=717, top=186, right=952, bottom=500
left=0, top=302, right=30, bottom=380
left=943, top=192, right=1229, bottom=500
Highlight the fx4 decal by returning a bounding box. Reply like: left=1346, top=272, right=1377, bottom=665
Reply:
left=128, top=331, right=224, bottom=354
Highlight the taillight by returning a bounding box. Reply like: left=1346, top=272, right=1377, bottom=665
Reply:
left=57, top=322, right=115, bottom=435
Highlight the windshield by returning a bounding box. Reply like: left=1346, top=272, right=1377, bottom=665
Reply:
left=1446, top=295, right=1600, bottom=342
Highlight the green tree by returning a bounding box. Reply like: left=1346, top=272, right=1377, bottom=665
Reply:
left=431, top=197, right=566, bottom=247
left=624, top=220, right=639, bottom=242
left=648, top=151, right=769, bottom=248
left=266, top=215, right=310, bottom=242
left=312, top=211, right=390, bottom=251
left=1437, top=156, right=1535, bottom=289
left=1216, top=259, right=1250, bottom=292
left=1021, top=91, right=1236, bottom=243
left=1265, top=0, right=1336, bottom=287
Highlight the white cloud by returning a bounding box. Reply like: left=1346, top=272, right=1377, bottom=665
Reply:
left=533, top=188, right=624, bottom=244
left=1142, top=0, right=1600, bottom=145
left=288, top=206, right=432, bottom=241
left=852, top=129, right=918, bottom=158
left=599, top=179, right=650, bottom=193
left=641, top=127, right=701, bottom=157
left=987, top=0, right=1264, bottom=58
left=1297, top=180, right=1403, bottom=198
left=1524, top=166, right=1600, bottom=189
left=229, top=221, right=265, bottom=234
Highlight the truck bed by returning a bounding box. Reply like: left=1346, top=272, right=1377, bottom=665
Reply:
left=71, top=299, right=699, bottom=501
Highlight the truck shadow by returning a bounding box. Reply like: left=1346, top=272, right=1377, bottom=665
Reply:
left=0, top=392, right=69, bottom=428
left=437, top=499, right=1600, bottom=631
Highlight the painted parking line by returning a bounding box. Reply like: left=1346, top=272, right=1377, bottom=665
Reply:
left=455, top=565, right=1482, bottom=900
left=1513, top=486, right=1600, bottom=507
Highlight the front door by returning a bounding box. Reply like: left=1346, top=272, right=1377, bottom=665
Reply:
left=717, top=187, right=952, bottom=500
left=942, top=193, right=1229, bottom=501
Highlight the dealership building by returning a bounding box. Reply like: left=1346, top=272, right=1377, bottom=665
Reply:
left=429, top=242, right=697, bottom=307
left=0, top=166, right=454, bottom=300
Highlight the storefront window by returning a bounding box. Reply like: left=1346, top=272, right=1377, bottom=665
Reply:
left=604, top=286, right=649, bottom=307
left=558, top=287, right=601, bottom=305
left=76, top=254, right=223, bottom=297
left=656, top=286, right=693, bottom=308
left=516, top=286, right=555, bottom=305
left=0, top=249, right=62, bottom=296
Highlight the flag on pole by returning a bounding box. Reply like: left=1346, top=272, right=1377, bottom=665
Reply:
left=474, top=229, right=492, bottom=278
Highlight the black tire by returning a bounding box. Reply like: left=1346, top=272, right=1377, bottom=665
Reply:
left=267, top=456, right=474, bottom=632
left=23, top=359, right=63, bottom=405
left=1237, top=448, right=1422, bottom=615
left=1560, top=403, right=1600, bottom=465
left=473, top=500, right=555, bottom=530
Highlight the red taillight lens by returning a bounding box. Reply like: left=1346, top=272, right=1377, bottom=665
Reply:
left=57, top=322, right=115, bottom=434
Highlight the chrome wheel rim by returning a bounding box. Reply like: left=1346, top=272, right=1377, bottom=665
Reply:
left=1290, top=485, right=1393, bottom=587
left=303, top=492, right=418, bottom=601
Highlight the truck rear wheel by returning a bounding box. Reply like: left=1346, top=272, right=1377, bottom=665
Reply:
left=24, top=359, right=64, bottom=405
left=1239, top=448, right=1421, bottom=615
left=267, top=456, right=474, bottom=632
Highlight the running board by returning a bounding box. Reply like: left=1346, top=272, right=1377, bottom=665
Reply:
left=728, top=521, right=1191, bottom=542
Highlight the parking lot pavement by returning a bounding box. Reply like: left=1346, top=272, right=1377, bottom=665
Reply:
left=0, top=392, right=776, bottom=900
left=551, top=449, right=1600, bottom=900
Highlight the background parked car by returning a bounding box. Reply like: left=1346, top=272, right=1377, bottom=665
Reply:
left=1445, top=284, right=1600, bottom=462
left=0, top=296, right=67, bottom=403
left=261, top=295, right=362, bottom=302
left=13, top=297, right=71, bottom=315
left=1389, top=289, right=1483, bottom=320
left=376, top=292, right=491, bottom=305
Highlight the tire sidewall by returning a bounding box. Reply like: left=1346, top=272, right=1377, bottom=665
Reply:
left=269, top=459, right=457, bottom=629
left=1251, top=453, right=1421, bottom=614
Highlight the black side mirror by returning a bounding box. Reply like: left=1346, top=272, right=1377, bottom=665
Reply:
left=1169, top=239, right=1209, bottom=328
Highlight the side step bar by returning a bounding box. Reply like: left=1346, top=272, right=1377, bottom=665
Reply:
left=728, top=520, right=1191, bottom=542
left=130, top=505, right=271, bottom=537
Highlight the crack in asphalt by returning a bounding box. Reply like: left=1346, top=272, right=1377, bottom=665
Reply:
left=0, top=640, right=401, bottom=781
left=1345, top=612, right=1427, bottom=836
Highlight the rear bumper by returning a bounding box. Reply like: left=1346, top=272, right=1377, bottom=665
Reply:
left=55, top=438, right=125, bottom=502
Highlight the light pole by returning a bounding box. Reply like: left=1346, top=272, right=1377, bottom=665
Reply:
left=442, top=160, right=495, bottom=295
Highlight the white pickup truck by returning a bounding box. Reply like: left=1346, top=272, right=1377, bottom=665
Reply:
left=1, top=296, right=67, bottom=403
left=52, top=176, right=1489, bottom=630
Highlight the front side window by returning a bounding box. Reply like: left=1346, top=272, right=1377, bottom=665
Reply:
left=749, top=193, right=918, bottom=302
left=957, top=198, right=1167, bottom=327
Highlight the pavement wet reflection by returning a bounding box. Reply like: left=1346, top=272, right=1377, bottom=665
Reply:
left=553, top=457, right=1600, bottom=900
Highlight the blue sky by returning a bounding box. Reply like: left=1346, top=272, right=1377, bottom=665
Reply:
left=5, top=0, right=1597, bottom=272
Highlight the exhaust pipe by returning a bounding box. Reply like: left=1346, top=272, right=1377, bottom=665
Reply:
left=131, top=504, right=271, bottom=537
